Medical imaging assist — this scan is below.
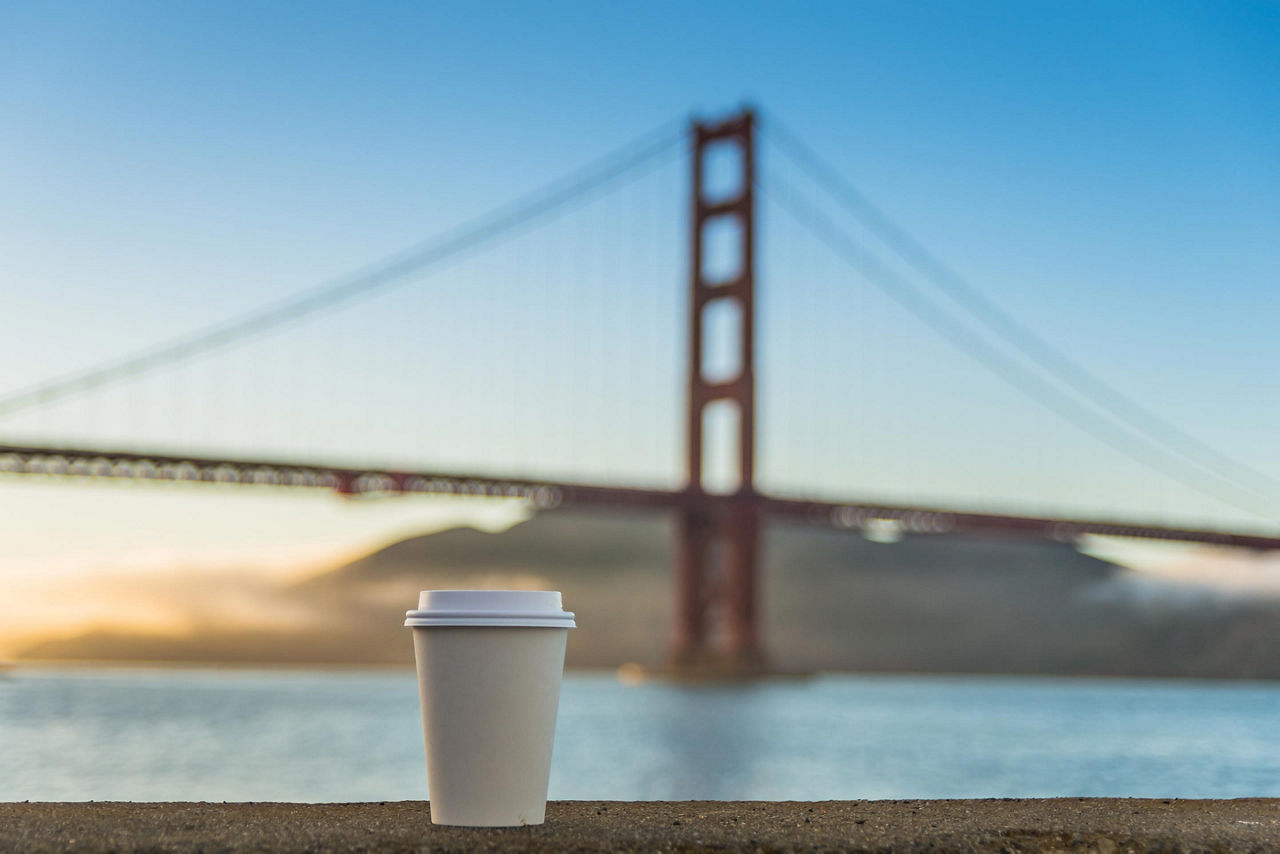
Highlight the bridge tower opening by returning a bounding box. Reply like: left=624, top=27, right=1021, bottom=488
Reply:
left=671, top=109, right=764, bottom=675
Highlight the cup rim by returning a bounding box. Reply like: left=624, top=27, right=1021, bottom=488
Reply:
left=405, top=589, right=575, bottom=628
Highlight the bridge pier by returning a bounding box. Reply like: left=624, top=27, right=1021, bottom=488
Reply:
left=669, top=501, right=765, bottom=676
left=723, top=501, right=762, bottom=666
left=670, top=508, right=713, bottom=666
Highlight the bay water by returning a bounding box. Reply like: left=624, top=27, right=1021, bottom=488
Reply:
left=2, top=667, right=1277, bottom=802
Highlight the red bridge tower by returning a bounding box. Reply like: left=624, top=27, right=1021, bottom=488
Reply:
left=671, top=109, right=763, bottom=675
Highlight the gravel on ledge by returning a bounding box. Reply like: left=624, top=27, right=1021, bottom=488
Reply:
left=3, top=799, right=1280, bottom=853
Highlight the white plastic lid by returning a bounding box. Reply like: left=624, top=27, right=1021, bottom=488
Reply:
left=404, top=590, right=576, bottom=628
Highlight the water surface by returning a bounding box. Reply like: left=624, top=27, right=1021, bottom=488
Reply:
left=2, top=668, right=1277, bottom=801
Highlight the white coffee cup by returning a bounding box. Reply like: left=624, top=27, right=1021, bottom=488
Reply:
left=405, top=590, right=575, bottom=826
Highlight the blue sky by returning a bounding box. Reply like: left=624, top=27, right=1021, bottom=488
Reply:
left=1, top=0, right=1279, bottom=623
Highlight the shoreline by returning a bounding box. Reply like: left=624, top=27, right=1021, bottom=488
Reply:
left=9, top=658, right=1280, bottom=686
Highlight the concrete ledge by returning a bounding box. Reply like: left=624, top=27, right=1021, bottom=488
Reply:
left=2, top=800, right=1279, bottom=853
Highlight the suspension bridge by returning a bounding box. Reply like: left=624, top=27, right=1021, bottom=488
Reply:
left=3, top=108, right=1278, bottom=673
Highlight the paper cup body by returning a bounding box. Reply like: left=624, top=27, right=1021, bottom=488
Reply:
left=406, top=591, right=573, bottom=827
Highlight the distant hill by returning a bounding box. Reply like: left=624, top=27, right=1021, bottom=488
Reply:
left=21, top=510, right=1280, bottom=677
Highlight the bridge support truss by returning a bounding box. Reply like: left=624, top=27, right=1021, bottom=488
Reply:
left=671, top=109, right=764, bottom=675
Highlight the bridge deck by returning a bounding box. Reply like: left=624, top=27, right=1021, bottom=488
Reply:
left=4, top=443, right=1278, bottom=551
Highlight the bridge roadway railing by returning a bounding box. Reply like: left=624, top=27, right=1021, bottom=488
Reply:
left=3, top=443, right=1279, bottom=551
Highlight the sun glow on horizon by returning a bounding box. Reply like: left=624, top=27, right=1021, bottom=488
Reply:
left=0, top=478, right=528, bottom=656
